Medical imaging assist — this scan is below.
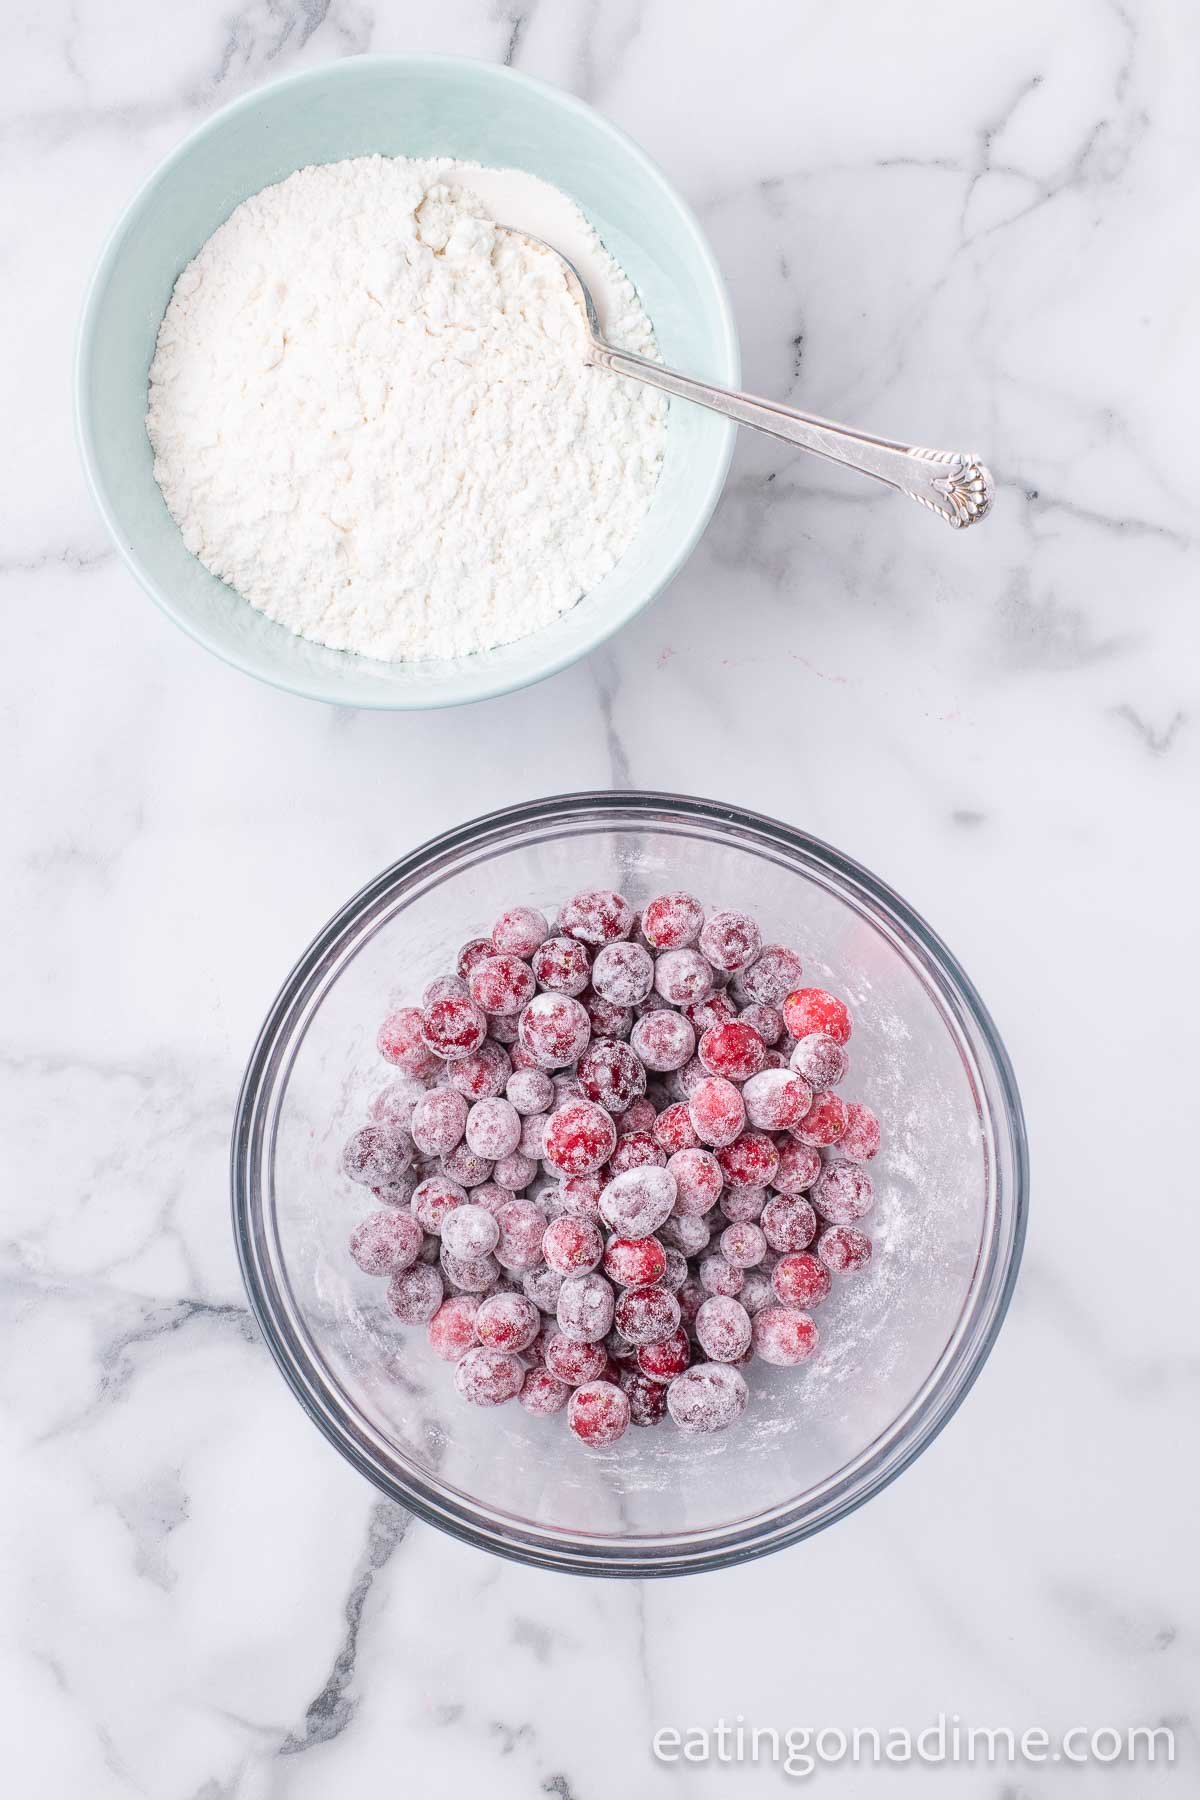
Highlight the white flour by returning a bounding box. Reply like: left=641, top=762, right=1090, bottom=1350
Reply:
left=146, top=156, right=666, bottom=662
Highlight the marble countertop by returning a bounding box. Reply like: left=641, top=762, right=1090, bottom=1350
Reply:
left=5, top=1, right=1196, bottom=1794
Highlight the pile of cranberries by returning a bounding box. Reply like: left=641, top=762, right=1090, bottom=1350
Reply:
left=342, top=889, right=879, bottom=1449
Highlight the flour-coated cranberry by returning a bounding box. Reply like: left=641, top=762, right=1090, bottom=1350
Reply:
left=377, top=1008, right=439, bottom=1077
left=684, top=991, right=739, bottom=1035
left=671, top=1054, right=709, bottom=1101
left=614, top=1284, right=681, bottom=1346
left=342, top=1123, right=413, bottom=1186
left=619, top=1366, right=669, bottom=1425
left=603, top=1235, right=668, bottom=1287
left=489, top=1150, right=533, bottom=1191
left=737, top=1003, right=785, bottom=1047
left=493, top=1198, right=549, bottom=1271
left=654, top=948, right=713, bottom=1006
left=591, top=940, right=654, bottom=1006
left=440, top=1144, right=494, bottom=1188
left=608, top=1130, right=666, bottom=1175
left=675, top=1275, right=706, bottom=1325
left=790, top=1033, right=850, bottom=1089
left=518, top=992, right=592, bottom=1069
left=544, top=1331, right=608, bottom=1385
left=719, top=1221, right=767, bottom=1269
left=738, top=1271, right=776, bottom=1316
left=773, top=1140, right=823, bottom=1195
left=827, top=1101, right=881, bottom=1163
left=410, top=1088, right=469, bottom=1157
left=541, top=1099, right=617, bottom=1177
left=782, top=988, right=853, bottom=1045
left=421, top=993, right=487, bottom=1062
left=456, top=938, right=495, bottom=980
left=716, top=1131, right=779, bottom=1190
left=475, top=1291, right=541, bottom=1352
left=795, top=1090, right=849, bottom=1148
left=719, top=1187, right=767, bottom=1224
left=568, top=1380, right=630, bottom=1445
left=629, top=1009, right=696, bottom=1073
left=470, top=1183, right=510, bottom=1217
left=369, top=1074, right=429, bottom=1129
left=743, top=1068, right=811, bottom=1133
left=581, top=994, right=630, bottom=1040
left=698, top=1019, right=767, bottom=1082
left=637, top=1326, right=691, bottom=1383
left=695, top=1295, right=752, bottom=1362
left=423, top=975, right=469, bottom=1008
left=817, top=1225, right=873, bottom=1273
left=558, top=889, right=634, bottom=945
left=522, top=1264, right=564, bottom=1312
left=661, top=1246, right=689, bottom=1291
left=542, top=1214, right=604, bottom=1275
left=440, top=1246, right=501, bottom=1293
left=599, top=1165, right=677, bottom=1237
left=772, top=1251, right=832, bottom=1307
left=349, top=1209, right=423, bottom=1276
left=698, top=1255, right=745, bottom=1297
left=454, top=1345, right=524, bottom=1406
left=520, top=1368, right=572, bottom=1415
left=653, top=1101, right=700, bottom=1154
left=386, top=1262, right=444, bottom=1324
left=641, top=892, right=705, bottom=949
left=760, top=1194, right=819, bottom=1253
left=411, top=1174, right=468, bottom=1234
left=558, top=1172, right=605, bottom=1218
left=616, top=1097, right=658, bottom=1138
left=468, top=954, right=536, bottom=1017
left=505, top=1067, right=555, bottom=1115
left=464, top=1096, right=522, bottom=1161
left=530, top=936, right=591, bottom=995
left=557, top=1272, right=616, bottom=1342
left=812, top=1161, right=875, bottom=1224
left=577, top=1039, right=646, bottom=1112
left=427, top=1295, right=480, bottom=1360
left=666, top=1147, right=723, bottom=1216
left=447, top=1039, right=511, bottom=1101
left=440, top=1203, right=501, bottom=1261
left=737, top=945, right=805, bottom=1006
left=491, top=905, right=550, bottom=959
left=667, top=1362, right=748, bottom=1433
left=514, top=1113, right=546, bottom=1161
left=490, top=1014, right=521, bottom=1045
left=688, top=1076, right=746, bottom=1148
left=699, top=909, right=762, bottom=973
left=370, top=1171, right=420, bottom=1209
left=752, top=1305, right=819, bottom=1366
left=659, top=1215, right=712, bottom=1261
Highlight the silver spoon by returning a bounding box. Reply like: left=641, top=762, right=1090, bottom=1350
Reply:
left=498, top=225, right=994, bottom=531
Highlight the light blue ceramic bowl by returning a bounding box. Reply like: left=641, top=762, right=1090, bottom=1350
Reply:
left=76, top=55, right=738, bottom=709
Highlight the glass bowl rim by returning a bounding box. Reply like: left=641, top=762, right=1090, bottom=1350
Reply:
left=231, top=790, right=1029, bottom=1577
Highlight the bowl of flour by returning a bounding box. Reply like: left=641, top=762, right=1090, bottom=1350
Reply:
left=77, top=57, right=738, bottom=708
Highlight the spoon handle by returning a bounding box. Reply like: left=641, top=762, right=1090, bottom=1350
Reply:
left=591, top=344, right=994, bottom=530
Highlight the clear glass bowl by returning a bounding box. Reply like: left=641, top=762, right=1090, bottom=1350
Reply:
left=232, top=793, right=1027, bottom=1576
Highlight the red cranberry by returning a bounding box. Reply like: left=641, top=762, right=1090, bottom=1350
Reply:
left=736, top=944, right=805, bottom=1006
left=544, top=1332, right=608, bottom=1385
left=684, top=991, right=739, bottom=1035
left=577, top=1039, right=646, bottom=1112
left=630, top=1010, right=696, bottom=1073
left=558, top=1172, right=605, bottom=1218
left=440, top=1143, right=494, bottom=1187
left=660, top=1214, right=712, bottom=1259
left=506, top=1067, right=555, bottom=1115
left=518, top=993, right=591, bottom=1069
left=491, top=905, right=549, bottom=959
left=440, top=1203, right=501, bottom=1261
left=667, top=1147, right=723, bottom=1216
left=653, top=1101, right=700, bottom=1154
left=741, top=1068, right=811, bottom=1132
left=582, top=993, right=632, bottom=1039
left=828, top=1101, right=881, bottom=1162
left=737, top=1003, right=784, bottom=1046
left=773, top=1140, right=823, bottom=1195
left=719, top=1221, right=767, bottom=1268
left=752, top=1305, right=819, bottom=1366
left=616, top=1096, right=657, bottom=1136
left=464, top=1096, right=522, bottom=1160
left=492, top=1150, right=537, bottom=1191
left=782, top=988, right=853, bottom=1046
left=688, top=1076, right=746, bottom=1148
left=641, top=892, right=705, bottom=949
left=427, top=1295, right=480, bottom=1360
left=619, top=1366, right=669, bottom=1425
left=349, top=1209, right=424, bottom=1276
left=661, top=1246, right=689, bottom=1291
left=454, top=1345, right=524, bottom=1406
left=761, top=1194, right=818, bottom=1253
left=591, top=940, right=654, bottom=1005
left=411, top=1174, right=468, bottom=1234
left=492, top=1198, right=548, bottom=1271
left=370, top=1171, right=420, bottom=1210
left=542, top=1214, right=604, bottom=1274
left=456, top=938, right=496, bottom=980
left=558, top=889, right=634, bottom=945
left=675, top=1275, right=706, bottom=1324
left=654, top=948, right=714, bottom=1006
left=671, top=1054, right=708, bottom=1100
left=666, top=1363, right=748, bottom=1433
left=567, top=1380, right=630, bottom=1445
left=520, top=1368, right=572, bottom=1414
left=794, top=1090, right=849, bottom=1147
left=530, top=936, right=591, bottom=995
left=716, top=1131, right=779, bottom=1190
left=557, top=1272, right=615, bottom=1343
left=410, top=1088, right=468, bottom=1157
left=739, top=1272, right=776, bottom=1316
left=423, top=975, right=469, bottom=1007
left=599, top=1166, right=677, bottom=1237
left=377, top=1008, right=439, bottom=1076
left=475, top=1291, right=541, bottom=1352
left=522, top=1265, right=564, bottom=1313
left=603, top=1235, right=668, bottom=1287
left=447, top=1040, right=511, bottom=1100
left=614, top=1284, right=681, bottom=1345
left=812, top=1161, right=875, bottom=1223
left=386, top=1263, right=444, bottom=1324
left=421, top=993, right=487, bottom=1062
left=698, top=1255, right=744, bottom=1298
left=542, top=1099, right=617, bottom=1176
left=468, top=954, right=536, bottom=1017
left=772, top=1251, right=832, bottom=1307
left=637, top=1326, right=691, bottom=1383
left=368, top=1074, right=428, bottom=1129
left=695, top=1295, right=752, bottom=1362
left=698, top=1019, right=767, bottom=1082
left=440, top=1246, right=500, bottom=1293
left=790, top=1033, right=850, bottom=1089
left=699, top=909, right=762, bottom=973
left=608, top=1130, right=667, bottom=1175
left=817, top=1225, right=873, bottom=1274
left=342, top=1123, right=413, bottom=1186
left=720, top=1187, right=766, bottom=1223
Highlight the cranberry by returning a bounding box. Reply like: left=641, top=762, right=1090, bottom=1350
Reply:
left=666, top=1363, right=748, bottom=1433
left=377, top=1007, right=439, bottom=1076
left=761, top=1194, right=818, bottom=1253
left=817, top=1225, right=873, bottom=1273
left=520, top=1368, right=572, bottom=1415
left=653, top=1101, right=700, bottom=1153
left=608, top=1130, right=666, bottom=1175
left=558, top=889, right=634, bottom=946
left=772, top=1251, right=832, bottom=1307
left=698, top=1019, right=767, bottom=1082
left=492, top=1150, right=537, bottom=1191
left=464, top=1096, right=522, bottom=1161
left=737, top=1003, right=784, bottom=1046
left=637, top=1326, right=692, bottom=1383
left=423, top=975, right=469, bottom=1007
left=440, top=1247, right=500, bottom=1293
left=518, top=992, right=591, bottom=1069
left=603, top=1235, right=668, bottom=1287
left=568, top=1380, right=630, bottom=1445
left=794, top=1090, right=849, bottom=1147
left=491, top=905, right=549, bottom=959
left=619, top=1366, right=669, bottom=1425
left=427, top=1295, right=480, bottom=1360
left=667, top=1147, right=723, bottom=1216
left=675, top=1275, right=706, bottom=1324
left=369, top=1074, right=428, bottom=1129
left=716, top=1131, right=779, bottom=1190
left=544, top=1332, right=608, bottom=1385
left=542, top=1214, right=604, bottom=1275
left=616, top=1096, right=657, bottom=1136
left=614, top=1284, right=681, bottom=1345
left=591, top=940, right=654, bottom=1005
left=688, top=1076, right=746, bottom=1148
left=371, top=1171, right=420, bottom=1209
left=752, top=1305, right=819, bottom=1366
left=475, top=1291, right=541, bottom=1352
left=494, top=1198, right=548, bottom=1271
left=684, top=991, right=739, bottom=1035
left=487, top=1013, right=520, bottom=1045
left=782, top=988, right=853, bottom=1046
left=599, top=1166, right=677, bottom=1237
left=454, top=1345, right=524, bottom=1406
left=349, top=1209, right=424, bottom=1276
left=790, top=1033, right=850, bottom=1089
left=440, top=1143, right=494, bottom=1187
left=629, top=1009, right=696, bottom=1073
left=411, top=1174, right=468, bottom=1234
left=440, top=1203, right=501, bottom=1261
left=812, top=1161, right=875, bottom=1223
left=671, top=1054, right=708, bottom=1100
left=699, top=909, right=762, bottom=973
left=530, top=935, right=591, bottom=995
left=773, top=1140, right=823, bottom=1195
left=468, top=954, right=536, bottom=1017
left=410, top=1088, right=468, bottom=1157
left=698, top=1255, right=744, bottom=1298
left=695, top=1295, right=752, bottom=1362
left=660, top=1213, right=712, bottom=1258
left=506, top=1067, right=555, bottom=1115
left=828, top=1101, right=881, bottom=1163
left=558, top=1172, right=605, bottom=1218
left=577, top=1039, right=646, bottom=1112
left=456, top=937, right=496, bottom=980
left=738, top=1272, right=776, bottom=1316
left=421, top=993, right=487, bottom=1062
left=517, top=1113, right=548, bottom=1160
left=720, top=1187, right=767, bottom=1224
left=447, top=1040, right=512, bottom=1100
left=661, top=1246, right=689, bottom=1291
left=654, top=948, right=713, bottom=1006
left=737, top=944, right=805, bottom=1006
left=522, top=1264, right=565, bottom=1313
left=741, top=1068, right=811, bottom=1132
left=342, top=1123, right=413, bottom=1186
left=582, top=993, right=632, bottom=1039
left=641, top=892, right=705, bottom=949
left=542, top=1099, right=617, bottom=1176
left=386, top=1263, right=444, bottom=1324
left=471, top=1183, right=510, bottom=1216
left=719, top=1221, right=767, bottom=1268
left=556, top=1271, right=614, bottom=1346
